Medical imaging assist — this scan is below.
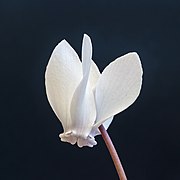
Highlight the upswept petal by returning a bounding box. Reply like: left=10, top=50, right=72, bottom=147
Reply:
left=70, top=34, right=96, bottom=139
left=82, top=34, right=92, bottom=78
left=89, top=60, right=101, bottom=89
left=89, top=60, right=114, bottom=133
left=45, top=40, right=82, bottom=131
left=94, top=52, right=143, bottom=128
left=70, top=79, right=96, bottom=138
left=82, top=34, right=101, bottom=89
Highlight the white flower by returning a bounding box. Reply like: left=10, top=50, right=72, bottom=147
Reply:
left=45, top=34, right=143, bottom=148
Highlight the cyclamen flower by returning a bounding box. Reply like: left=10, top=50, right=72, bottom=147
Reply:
left=45, top=34, right=143, bottom=148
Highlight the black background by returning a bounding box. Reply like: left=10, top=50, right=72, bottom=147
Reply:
left=1, top=0, right=180, bottom=179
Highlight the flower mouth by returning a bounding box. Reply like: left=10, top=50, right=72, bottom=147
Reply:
left=59, top=131, right=97, bottom=148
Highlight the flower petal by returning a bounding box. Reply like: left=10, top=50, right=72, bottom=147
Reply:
left=70, top=34, right=96, bottom=139
left=70, top=80, right=96, bottom=138
left=82, top=34, right=92, bottom=77
left=89, top=60, right=101, bottom=89
left=45, top=40, right=82, bottom=131
left=82, top=34, right=101, bottom=89
left=94, top=52, right=143, bottom=127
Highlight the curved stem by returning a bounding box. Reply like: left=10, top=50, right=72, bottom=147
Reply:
left=99, top=125, right=127, bottom=180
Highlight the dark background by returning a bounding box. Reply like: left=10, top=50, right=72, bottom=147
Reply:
left=1, top=0, right=180, bottom=179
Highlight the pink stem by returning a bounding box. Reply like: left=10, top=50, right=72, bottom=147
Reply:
left=99, top=125, right=127, bottom=180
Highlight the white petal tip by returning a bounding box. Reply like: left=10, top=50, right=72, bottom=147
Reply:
left=58, top=39, right=69, bottom=47
left=123, top=52, right=140, bottom=60
left=83, top=34, right=91, bottom=44
left=83, top=33, right=90, bottom=38
left=52, top=39, right=71, bottom=53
